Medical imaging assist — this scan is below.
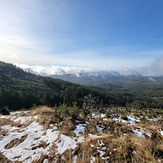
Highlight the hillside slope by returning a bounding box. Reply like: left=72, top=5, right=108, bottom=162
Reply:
left=0, top=107, right=163, bottom=162
left=0, top=61, right=113, bottom=110
left=0, top=61, right=163, bottom=111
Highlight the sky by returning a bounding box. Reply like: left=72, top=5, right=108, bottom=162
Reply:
left=0, top=0, right=163, bottom=72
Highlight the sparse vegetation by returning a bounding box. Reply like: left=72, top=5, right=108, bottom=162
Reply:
left=1, top=105, right=162, bottom=162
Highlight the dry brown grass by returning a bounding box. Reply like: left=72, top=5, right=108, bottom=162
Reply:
left=0, top=152, right=12, bottom=163
left=0, top=118, right=21, bottom=127
left=5, top=134, right=28, bottom=149
left=31, top=153, right=48, bottom=163
left=50, top=134, right=161, bottom=163
left=32, top=106, right=62, bottom=129
left=31, top=106, right=54, bottom=116
left=31, top=141, right=48, bottom=150
left=155, top=143, right=163, bottom=162
left=129, top=137, right=156, bottom=163
left=46, top=143, right=58, bottom=162
left=59, top=117, right=76, bottom=137
left=1, top=107, right=163, bottom=163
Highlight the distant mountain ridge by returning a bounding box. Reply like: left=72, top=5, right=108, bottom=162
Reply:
left=0, top=61, right=109, bottom=110
left=15, top=63, right=163, bottom=88
left=16, top=63, right=163, bottom=77
left=1, top=61, right=163, bottom=110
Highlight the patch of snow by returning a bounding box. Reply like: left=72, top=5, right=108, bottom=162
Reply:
left=98, top=140, right=105, bottom=146
left=97, top=150, right=105, bottom=157
left=74, top=123, right=86, bottom=136
left=14, top=116, right=32, bottom=124
left=0, top=121, right=60, bottom=162
left=56, top=134, right=77, bottom=154
left=90, top=155, right=96, bottom=163
left=96, top=125, right=103, bottom=133
left=127, top=116, right=137, bottom=124
left=77, top=136, right=85, bottom=143
left=43, top=159, right=49, bottom=163
left=92, top=113, right=96, bottom=118
left=10, top=111, right=22, bottom=115
left=72, top=155, right=77, bottom=163
left=92, top=113, right=106, bottom=118
left=33, top=115, right=39, bottom=120
left=100, top=114, right=105, bottom=118
left=91, top=144, right=94, bottom=147
left=133, top=129, right=145, bottom=138
left=144, top=131, right=152, bottom=137
left=40, top=128, right=60, bottom=144
left=75, top=120, right=81, bottom=123
left=132, top=150, right=137, bottom=155
left=0, top=115, right=10, bottom=119
left=89, top=134, right=102, bottom=139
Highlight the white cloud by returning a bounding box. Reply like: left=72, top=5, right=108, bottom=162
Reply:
left=150, top=56, right=163, bottom=76
left=120, top=56, right=163, bottom=76
left=14, top=55, right=163, bottom=77
left=0, top=48, right=150, bottom=70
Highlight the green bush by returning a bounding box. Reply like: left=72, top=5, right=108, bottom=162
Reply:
left=105, top=110, right=111, bottom=118
left=121, top=113, right=128, bottom=120
left=148, top=112, right=157, bottom=119
left=140, top=116, right=147, bottom=124
left=57, top=102, right=80, bottom=119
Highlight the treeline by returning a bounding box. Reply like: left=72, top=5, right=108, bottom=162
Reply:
left=0, top=83, right=134, bottom=111
left=0, top=86, right=163, bottom=112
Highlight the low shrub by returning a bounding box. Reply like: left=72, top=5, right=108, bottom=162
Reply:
left=1, top=106, right=10, bottom=115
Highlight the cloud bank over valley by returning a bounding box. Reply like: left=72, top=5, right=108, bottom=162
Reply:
left=16, top=56, right=163, bottom=77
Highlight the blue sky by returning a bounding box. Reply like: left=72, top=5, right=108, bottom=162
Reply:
left=0, top=0, right=163, bottom=70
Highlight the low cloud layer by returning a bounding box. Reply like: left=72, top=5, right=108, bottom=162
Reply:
left=120, top=56, right=163, bottom=76
left=15, top=56, right=163, bottom=77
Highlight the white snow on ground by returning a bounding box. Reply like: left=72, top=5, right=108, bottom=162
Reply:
left=160, top=130, right=163, bottom=136
left=90, top=155, right=96, bottom=163
left=0, top=115, right=61, bottom=162
left=77, top=136, right=85, bottom=143
left=0, top=121, right=61, bottom=162
left=0, top=113, right=86, bottom=162
left=92, top=113, right=106, bottom=118
left=56, top=134, right=77, bottom=154
left=14, top=116, right=32, bottom=124
left=1, top=122, right=44, bottom=162
left=100, top=114, right=105, bottom=118
left=96, top=125, right=103, bottom=133
left=113, top=115, right=140, bottom=125
left=0, top=111, right=161, bottom=162
left=74, top=123, right=86, bottom=136
left=133, top=129, right=145, bottom=138
left=72, top=155, right=77, bottom=163
left=88, top=134, right=104, bottom=139
left=127, top=116, right=140, bottom=124
left=127, top=116, right=136, bottom=124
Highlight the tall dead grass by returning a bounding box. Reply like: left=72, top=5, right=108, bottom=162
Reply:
left=31, top=106, right=54, bottom=115
left=53, top=135, right=161, bottom=163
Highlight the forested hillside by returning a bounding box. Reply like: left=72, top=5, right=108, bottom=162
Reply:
left=0, top=61, right=163, bottom=111
left=0, top=61, right=117, bottom=110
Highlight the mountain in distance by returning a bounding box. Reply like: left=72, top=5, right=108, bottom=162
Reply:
left=1, top=61, right=163, bottom=111
left=16, top=63, right=163, bottom=91
left=0, top=61, right=112, bottom=110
